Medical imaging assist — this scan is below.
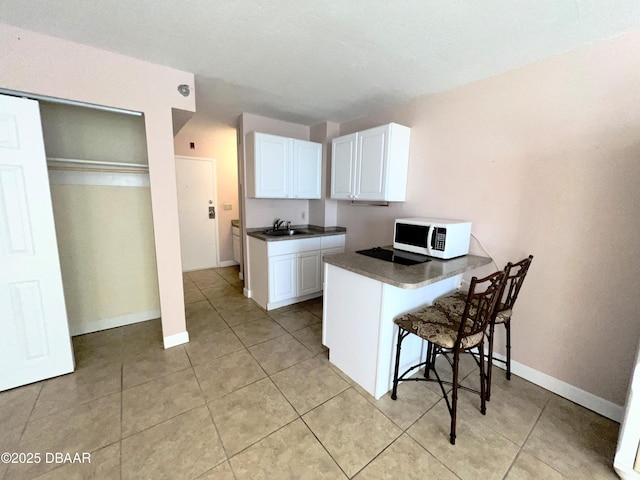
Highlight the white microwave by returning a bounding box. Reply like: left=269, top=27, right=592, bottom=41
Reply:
left=393, top=217, right=472, bottom=259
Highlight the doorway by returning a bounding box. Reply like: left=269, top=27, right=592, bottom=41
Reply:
left=175, top=156, right=220, bottom=272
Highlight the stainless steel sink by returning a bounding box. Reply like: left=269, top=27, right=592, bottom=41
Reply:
left=262, top=229, right=307, bottom=236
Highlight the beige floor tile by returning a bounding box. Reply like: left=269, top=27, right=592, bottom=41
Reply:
left=299, top=297, right=323, bottom=317
left=354, top=433, right=457, bottom=480
left=248, top=334, right=314, bottom=374
left=353, top=378, right=442, bottom=430
left=505, top=451, right=565, bottom=480
left=215, top=266, right=242, bottom=284
left=122, top=345, right=191, bottom=389
left=217, top=303, right=269, bottom=327
left=232, top=317, right=287, bottom=347
left=271, top=356, right=350, bottom=414
left=231, top=418, right=347, bottom=480
left=192, top=275, right=230, bottom=290
left=30, top=361, right=122, bottom=420
left=0, top=382, right=42, bottom=430
left=121, top=320, right=164, bottom=360
left=6, top=393, right=121, bottom=479
left=185, top=328, right=245, bottom=366
left=121, top=406, right=225, bottom=480
left=522, top=395, right=619, bottom=479
left=302, top=388, right=402, bottom=478
left=407, top=400, right=519, bottom=480
left=185, top=283, right=207, bottom=304
left=210, top=292, right=255, bottom=311
left=458, top=372, right=550, bottom=445
left=270, top=307, right=321, bottom=333
left=290, top=323, right=327, bottom=354
left=0, top=424, right=24, bottom=480
left=72, top=327, right=123, bottom=350
left=201, top=284, right=241, bottom=301
left=186, top=300, right=230, bottom=334
left=33, top=442, right=121, bottom=480
left=208, top=377, right=297, bottom=456
left=73, top=339, right=123, bottom=369
left=196, top=461, right=236, bottom=479
left=194, top=349, right=267, bottom=402
left=122, top=368, right=205, bottom=437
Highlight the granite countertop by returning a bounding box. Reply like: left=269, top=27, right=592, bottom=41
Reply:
left=247, top=225, right=346, bottom=242
left=323, top=247, right=492, bottom=289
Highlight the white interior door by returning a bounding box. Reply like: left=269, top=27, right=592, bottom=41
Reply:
left=0, top=94, right=74, bottom=391
left=175, top=156, right=219, bottom=271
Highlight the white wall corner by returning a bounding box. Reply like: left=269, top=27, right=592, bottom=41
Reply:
left=163, top=330, right=189, bottom=349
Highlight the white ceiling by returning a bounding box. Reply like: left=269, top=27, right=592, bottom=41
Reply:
left=1, top=1, right=639, bottom=125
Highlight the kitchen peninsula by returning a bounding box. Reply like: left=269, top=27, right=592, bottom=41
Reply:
left=322, top=250, right=492, bottom=399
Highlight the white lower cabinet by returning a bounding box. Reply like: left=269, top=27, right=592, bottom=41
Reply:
left=248, top=234, right=345, bottom=310
left=297, top=251, right=322, bottom=296
left=268, top=254, right=297, bottom=302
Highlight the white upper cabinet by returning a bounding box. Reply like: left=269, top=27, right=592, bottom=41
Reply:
left=246, top=132, right=322, bottom=199
left=330, top=123, right=410, bottom=201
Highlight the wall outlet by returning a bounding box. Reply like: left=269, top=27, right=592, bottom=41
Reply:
left=301, top=211, right=306, bottom=220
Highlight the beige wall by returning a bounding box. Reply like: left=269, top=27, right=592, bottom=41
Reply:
left=1, top=23, right=195, bottom=342
left=174, top=114, right=239, bottom=264
left=336, top=30, right=640, bottom=408
left=51, top=185, right=160, bottom=334
left=39, top=102, right=148, bottom=164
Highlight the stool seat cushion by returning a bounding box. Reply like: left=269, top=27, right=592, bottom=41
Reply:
left=433, top=291, right=512, bottom=324
left=394, top=306, right=484, bottom=349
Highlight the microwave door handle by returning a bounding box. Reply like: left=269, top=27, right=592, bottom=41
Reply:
left=428, top=226, right=435, bottom=253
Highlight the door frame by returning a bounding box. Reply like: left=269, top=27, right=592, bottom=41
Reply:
left=175, top=155, right=220, bottom=271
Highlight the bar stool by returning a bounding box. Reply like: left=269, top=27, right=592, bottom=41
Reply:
left=433, top=255, right=533, bottom=400
left=391, top=269, right=507, bottom=445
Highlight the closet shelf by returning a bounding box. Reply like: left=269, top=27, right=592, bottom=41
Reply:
left=47, top=157, right=149, bottom=174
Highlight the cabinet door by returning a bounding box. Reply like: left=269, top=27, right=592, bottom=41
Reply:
left=292, top=139, right=322, bottom=199
left=254, top=133, right=291, bottom=198
left=356, top=125, right=388, bottom=200
left=269, top=254, right=297, bottom=302
left=331, top=133, right=357, bottom=199
left=297, top=251, right=321, bottom=296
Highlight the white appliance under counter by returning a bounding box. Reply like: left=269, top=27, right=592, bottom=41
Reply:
left=322, top=251, right=492, bottom=399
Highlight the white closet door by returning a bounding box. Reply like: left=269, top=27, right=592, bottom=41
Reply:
left=0, top=94, right=74, bottom=391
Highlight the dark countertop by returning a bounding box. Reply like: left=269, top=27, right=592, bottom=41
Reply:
left=323, top=247, right=492, bottom=289
left=247, top=224, right=346, bottom=242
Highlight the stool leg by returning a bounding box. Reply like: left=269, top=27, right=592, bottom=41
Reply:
left=450, top=348, right=460, bottom=445
left=505, top=321, right=511, bottom=381
left=486, top=320, right=496, bottom=401
left=424, top=341, right=433, bottom=378
left=391, top=328, right=405, bottom=400
left=479, top=340, right=486, bottom=415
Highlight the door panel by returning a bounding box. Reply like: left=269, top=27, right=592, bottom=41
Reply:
left=331, top=133, right=357, bottom=199
left=175, top=156, right=219, bottom=271
left=357, top=126, right=387, bottom=200
left=0, top=94, right=74, bottom=391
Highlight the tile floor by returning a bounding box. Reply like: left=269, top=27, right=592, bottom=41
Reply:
left=0, top=266, right=621, bottom=479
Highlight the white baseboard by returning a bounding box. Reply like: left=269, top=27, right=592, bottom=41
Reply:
left=244, top=287, right=251, bottom=297
left=218, top=260, right=240, bottom=267
left=70, top=309, right=161, bottom=336
left=489, top=351, right=624, bottom=422
left=163, top=331, right=189, bottom=349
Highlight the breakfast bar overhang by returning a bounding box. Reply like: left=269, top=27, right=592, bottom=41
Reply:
left=322, top=250, right=492, bottom=399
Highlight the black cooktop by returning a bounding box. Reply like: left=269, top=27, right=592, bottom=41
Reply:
left=356, top=247, right=431, bottom=266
